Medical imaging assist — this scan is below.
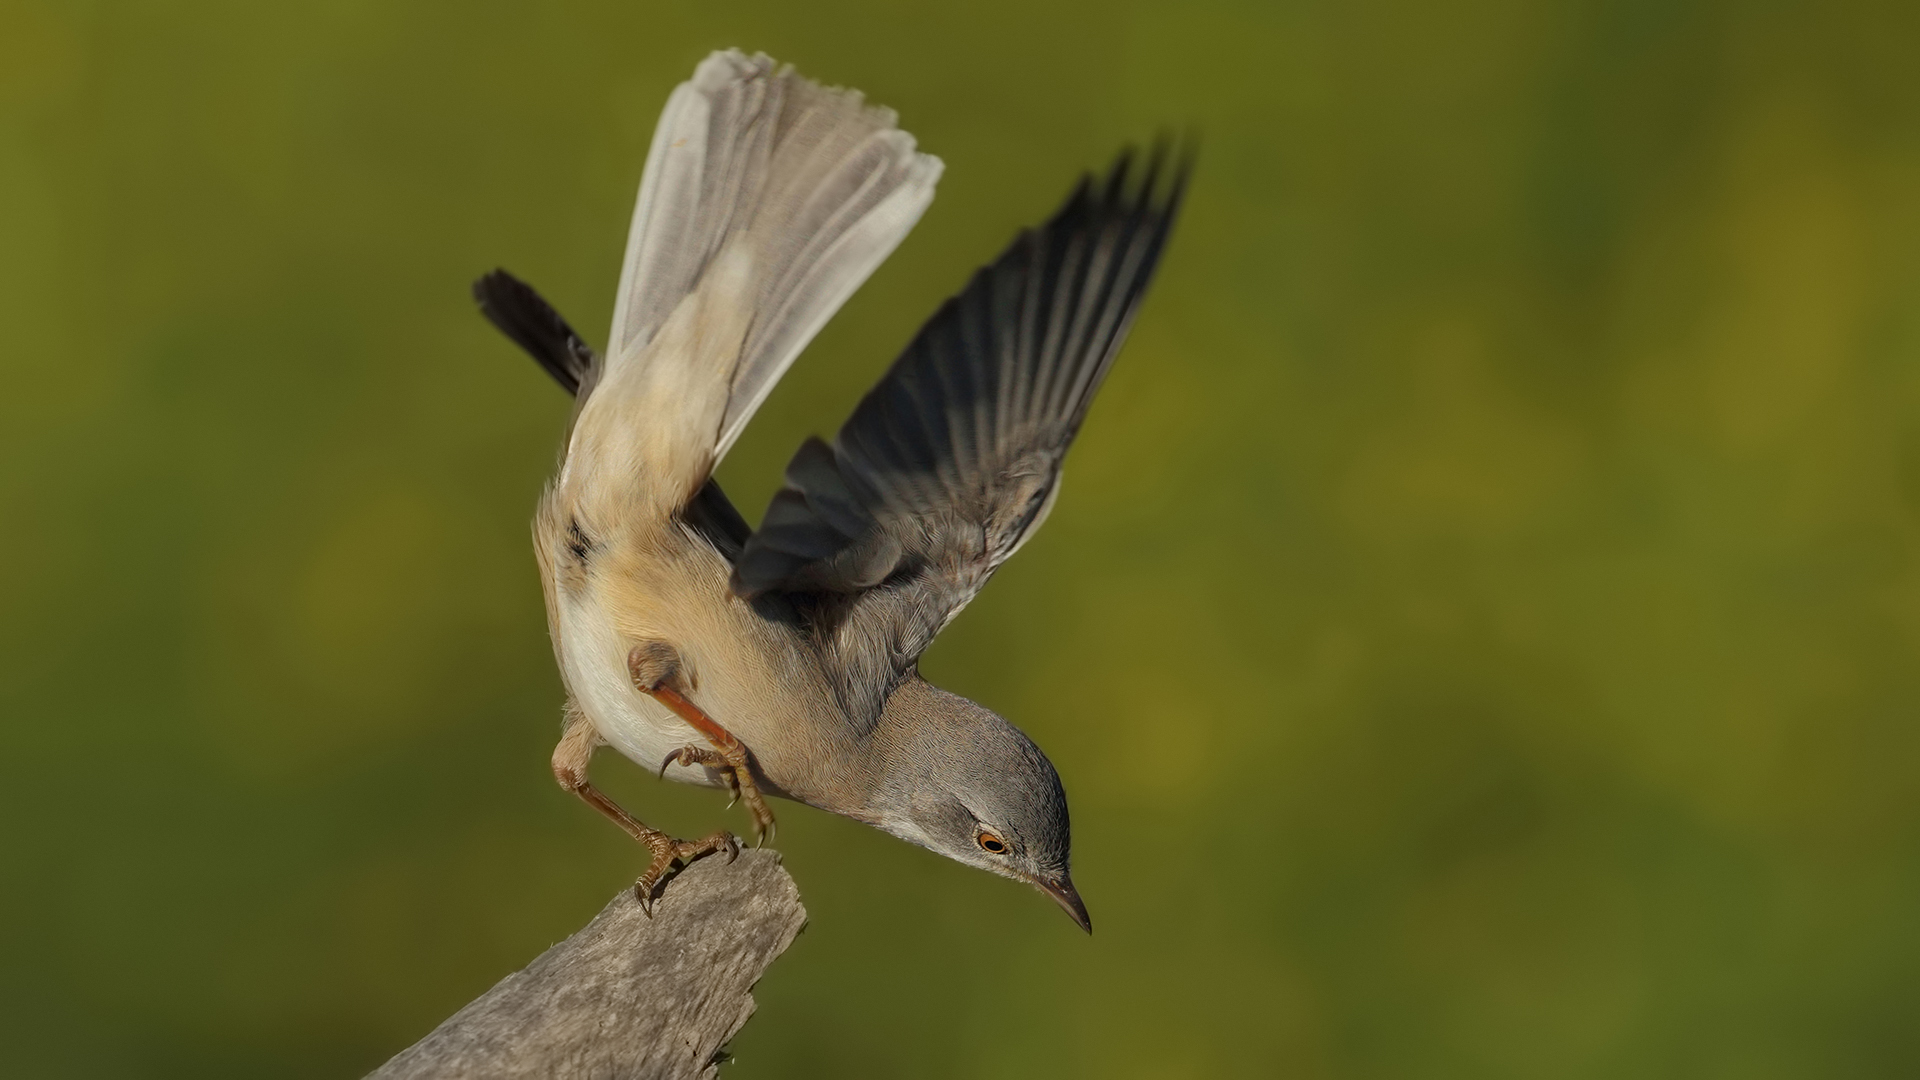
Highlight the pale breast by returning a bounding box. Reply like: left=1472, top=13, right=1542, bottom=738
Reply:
left=559, top=586, right=720, bottom=786
left=554, top=518, right=837, bottom=794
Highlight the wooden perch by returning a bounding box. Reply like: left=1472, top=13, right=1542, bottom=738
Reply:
left=369, top=850, right=806, bottom=1080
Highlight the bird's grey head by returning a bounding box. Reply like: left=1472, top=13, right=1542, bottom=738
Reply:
left=863, top=676, right=1088, bottom=932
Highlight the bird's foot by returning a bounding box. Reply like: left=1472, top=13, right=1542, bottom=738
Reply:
left=628, top=643, right=778, bottom=847
left=633, top=827, right=740, bottom=914
left=550, top=704, right=740, bottom=914
left=658, top=743, right=777, bottom=847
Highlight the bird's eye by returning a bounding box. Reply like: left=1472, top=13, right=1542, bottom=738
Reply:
left=976, top=832, right=1008, bottom=854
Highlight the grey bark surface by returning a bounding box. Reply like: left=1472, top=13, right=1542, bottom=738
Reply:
left=369, top=850, right=806, bottom=1080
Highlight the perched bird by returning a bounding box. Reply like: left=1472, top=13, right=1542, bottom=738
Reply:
left=474, top=50, right=1183, bottom=932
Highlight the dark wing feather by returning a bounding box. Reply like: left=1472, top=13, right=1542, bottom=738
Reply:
left=682, top=473, right=753, bottom=563
left=473, top=269, right=598, bottom=395
left=471, top=268, right=751, bottom=560
left=733, top=146, right=1188, bottom=720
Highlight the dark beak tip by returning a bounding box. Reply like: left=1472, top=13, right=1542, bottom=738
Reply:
left=1040, top=876, right=1092, bottom=934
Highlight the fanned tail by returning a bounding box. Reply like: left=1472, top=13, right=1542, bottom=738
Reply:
left=566, top=51, right=941, bottom=513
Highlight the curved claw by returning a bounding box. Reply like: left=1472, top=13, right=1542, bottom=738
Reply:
left=657, top=749, right=683, bottom=780
left=631, top=829, right=737, bottom=915
left=702, top=826, right=737, bottom=860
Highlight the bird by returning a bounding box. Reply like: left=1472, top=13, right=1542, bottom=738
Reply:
left=472, top=49, right=1184, bottom=933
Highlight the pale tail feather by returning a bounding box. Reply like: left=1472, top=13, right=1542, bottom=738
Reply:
left=605, top=50, right=943, bottom=467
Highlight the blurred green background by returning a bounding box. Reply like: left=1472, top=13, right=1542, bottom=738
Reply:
left=4, top=0, right=1919, bottom=1076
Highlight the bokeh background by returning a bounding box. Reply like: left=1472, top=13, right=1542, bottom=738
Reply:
left=4, top=0, right=1919, bottom=1076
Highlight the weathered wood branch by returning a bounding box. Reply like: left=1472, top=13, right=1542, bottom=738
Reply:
left=369, top=850, right=806, bottom=1080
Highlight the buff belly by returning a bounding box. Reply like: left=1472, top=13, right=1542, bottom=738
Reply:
left=558, top=591, right=728, bottom=789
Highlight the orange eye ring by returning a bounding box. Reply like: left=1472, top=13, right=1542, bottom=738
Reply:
left=976, top=832, right=1008, bottom=854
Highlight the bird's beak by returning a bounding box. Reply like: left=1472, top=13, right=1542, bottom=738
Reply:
left=1037, top=874, right=1092, bottom=934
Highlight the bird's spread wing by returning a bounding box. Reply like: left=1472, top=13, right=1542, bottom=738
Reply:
left=732, top=148, right=1187, bottom=722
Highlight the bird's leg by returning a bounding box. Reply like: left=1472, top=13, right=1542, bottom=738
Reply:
left=550, top=706, right=738, bottom=912
left=628, top=643, right=778, bottom=846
